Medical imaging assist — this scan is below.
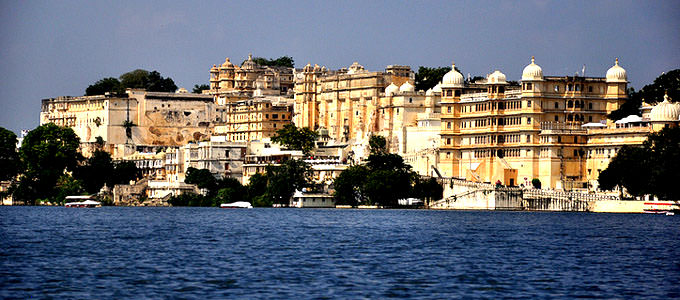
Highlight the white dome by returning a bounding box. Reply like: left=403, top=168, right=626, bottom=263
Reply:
left=347, top=62, right=366, bottom=75
left=385, top=83, right=399, bottom=96
left=441, top=63, right=464, bottom=88
left=522, top=56, right=543, bottom=81
left=399, top=82, right=415, bottom=93
left=425, top=88, right=433, bottom=96
left=487, top=70, right=507, bottom=84
left=606, top=58, right=627, bottom=83
left=432, top=83, right=442, bottom=93
left=649, top=93, right=680, bottom=122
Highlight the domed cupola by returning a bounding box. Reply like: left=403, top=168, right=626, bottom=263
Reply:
left=522, top=56, right=543, bottom=81
left=606, top=58, right=627, bottom=83
left=650, top=92, right=680, bottom=122
left=220, top=58, right=234, bottom=69
left=425, top=88, right=433, bottom=96
left=399, top=82, right=415, bottom=93
left=441, top=62, right=464, bottom=88
left=432, top=83, right=442, bottom=94
left=487, top=70, right=507, bottom=84
left=385, top=83, right=399, bottom=96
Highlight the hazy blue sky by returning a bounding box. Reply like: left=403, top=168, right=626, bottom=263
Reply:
left=1, top=0, right=678, bottom=133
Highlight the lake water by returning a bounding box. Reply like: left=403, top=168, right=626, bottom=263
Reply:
left=1, top=207, right=678, bottom=299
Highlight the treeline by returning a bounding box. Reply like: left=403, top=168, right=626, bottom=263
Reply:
left=333, top=135, right=443, bottom=206
left=168, top=159, right=311, bottom=207
left=598, top=126, right=680, bottom=199
left=0, top=124, right=140, bottom=205
left=85, top=69, right=178, bottom=96
left=250, top=56, right=295, bottom=68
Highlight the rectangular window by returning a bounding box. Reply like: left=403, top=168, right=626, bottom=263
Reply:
left=527, top=100, right=531, bottom=107
left=447, top=106, right=452, bottom=113
left=555, top=102, right=559, bottom=109
left=527, top=117, right=532, bottom=124
left=554, top=85, right=559, bottom=92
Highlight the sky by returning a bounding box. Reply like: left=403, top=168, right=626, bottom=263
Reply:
left=0, top=0, right=678, bottom=134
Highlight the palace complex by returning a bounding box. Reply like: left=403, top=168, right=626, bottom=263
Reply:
left=38, top=54, right=680, bottom=200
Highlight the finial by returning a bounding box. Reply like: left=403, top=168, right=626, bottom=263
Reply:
left=615, top=58, right=619, bottom=65
left=248, top=53, right=252, bottom=60
left=452, top=61, right=456, bottom=69
left=531, top=56, right=535, bottom=63
left=664, top=90, right=669, bottom=102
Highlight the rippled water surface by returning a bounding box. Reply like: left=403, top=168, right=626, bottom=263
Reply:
left=1, top=207, right=679, bottom=299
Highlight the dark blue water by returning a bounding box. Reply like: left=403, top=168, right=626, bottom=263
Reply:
left=1, top=207, right=678, bottom=299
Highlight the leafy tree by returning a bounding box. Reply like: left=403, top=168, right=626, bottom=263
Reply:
left=215, top=177, right=247, bottom=204
left=86, top=69, right=178, bottom=95
left=414, top=66, right=461, bottom=91
left=86, top=77, right=122, bottom=96
left=168, top=192, right=208, bottom=207
left=644, top=126, right=680, bottom=199
left=265, top=159, right=312, bottom=205
left=252, top=56, right=295, bottom=68
left=16, top=124, right=82, bottom=204
left=368, top=134, right=387, bottom=155
left=74, top=150, right=114, bottom=194
left=332, top=165, right=368, bottom=206
left=247, top=173, right=269, bottom=206
left=598, top=126, right=680, bottom=199
left=598, top=146, right=651, bottom=197
left=53, top=175, right=84, bottom=205
left=184, top=167, right=218, bottom=194
left=609, top=69, right=679, bottom=120
left=334, top=149, right=419, bottom=207
left=271, top=123, right=318, bottom=155
left=193, top=84, right=210, bottom=93
left=112, top=161, right=141, bottom=185
left=412, top=177, right=443, bottom=202
left=145, top=71, right=178, bottom=92
left=531, top=178, right=542, bottom=189
left=0, top=127, right=21, bottom=181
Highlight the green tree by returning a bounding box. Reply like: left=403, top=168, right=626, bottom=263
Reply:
left=119, top=69, right=150, bottom=89
left=215, top=177, right=247, bottom=205
left=271, top=124, right=318, bottom=155
left=86, top=77, right=122, bottom=96
left=645, top=126, right=680, bottom=199
left=247, top=173, right=269, bottom=206
left=193, top=84, right=210, bottom=93
left=252, top=56, right=295, bottom=68
left=145, top=70, right=178, bottom=92
left=0, top=127, right=21, bottom=181
left=412, top=177, right=443, bottom=202
left=332, top=165, right=368, bottom=206
left=598, top=145, right=651, bottom=197
left=609, top=69, right=679, bottom=120
left=16, top=124, right=82, bottom=204
left=265, top=158, right=312, bottom=205
left=184, top=167, right=218, bottom=195
left=368, top=134, right=387, bottom=155
left=73, top=150, right=114, bottom=194
left=414, top=66, right=461, bottom=91
left=112, top=160, right=141, bottom=185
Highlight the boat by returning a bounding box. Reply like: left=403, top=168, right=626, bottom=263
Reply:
left=220, top=201, right=253, bottom=209
left=643, top=201, right=680, bottom=214
left=65, top=196, right=101, bottom=208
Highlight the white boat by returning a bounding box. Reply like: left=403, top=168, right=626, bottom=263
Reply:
left=220, top=201, right=253, bottom=209
left=65, top=198, right=101, bottom=208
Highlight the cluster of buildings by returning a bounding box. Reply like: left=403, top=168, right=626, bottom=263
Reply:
left=36, top=53, right=679, bottom=205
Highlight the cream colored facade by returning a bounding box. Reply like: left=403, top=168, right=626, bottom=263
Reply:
left=213, top=96, right=293, bottom=142
left=436, top=58, right=638, bottom=190
left=294, top=62, right=413, bottom=142
left=209, top=54, right=294, bottom=101
left=40, top=89, right=215, bottom=158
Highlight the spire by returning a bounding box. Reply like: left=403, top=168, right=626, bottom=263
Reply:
left=248, top=53, right=253, bottom=60
left=452, top=61, right=456, bottom=69
left=531, top=56, right=535, bottom=64
left=615, top=58, right=619, bottom=65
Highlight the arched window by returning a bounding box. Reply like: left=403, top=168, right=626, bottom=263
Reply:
left=567, top=100, right=573, bottom=108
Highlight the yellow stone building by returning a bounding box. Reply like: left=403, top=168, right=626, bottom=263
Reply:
left=209, top=53, right=294, bottom=101
left=294, top=62, right=413, bottom=143
left=212, top=96, right=293, bottom=142
left=40, top=89, right=215, bottom=158
left=437, top=57, right=633, bottom=189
